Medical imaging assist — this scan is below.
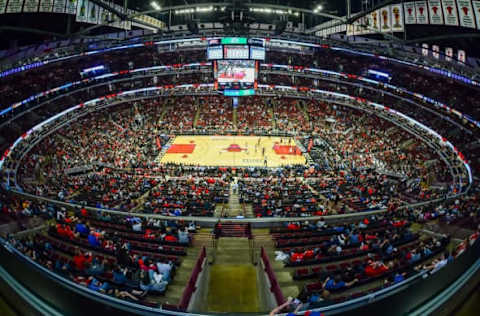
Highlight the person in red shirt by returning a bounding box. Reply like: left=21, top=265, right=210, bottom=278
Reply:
left=165, top=234, right=178, bottom=243
left=364, top=261, right=389, bottom=277
left=73, top=249, right=88, bottom=271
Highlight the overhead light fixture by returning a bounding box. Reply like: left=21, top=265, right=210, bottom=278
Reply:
left=314, top=4, right=323, bottom=13
left=151, top=1, right=161, bottom=10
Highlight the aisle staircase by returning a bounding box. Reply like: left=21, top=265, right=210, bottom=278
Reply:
left=224, top=182, right=244, bottom=217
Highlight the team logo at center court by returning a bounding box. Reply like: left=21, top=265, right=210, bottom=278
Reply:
left=224, top=144, right=247, bottom=152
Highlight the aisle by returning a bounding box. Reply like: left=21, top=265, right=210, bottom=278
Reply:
left=206, top=238, right=260, bottom=313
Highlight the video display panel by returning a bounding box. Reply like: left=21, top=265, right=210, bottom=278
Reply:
left=249, top=46, right=266, bottom=60
left=223, top=45, right=250, bottom=59
left=217, top=60, right=256, bottom=85
left=207, top=45, right=223, bottom=60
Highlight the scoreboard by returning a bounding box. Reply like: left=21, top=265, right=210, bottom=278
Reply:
left=224, top=45, right=249, bottom=59
left=207, top=37, right=266, bottom=60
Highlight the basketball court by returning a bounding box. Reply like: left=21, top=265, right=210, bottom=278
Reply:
left=159, top=135, right=306, bottom=167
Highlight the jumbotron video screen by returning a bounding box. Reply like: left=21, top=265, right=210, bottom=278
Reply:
left=215, top=60, right=257, bottom=90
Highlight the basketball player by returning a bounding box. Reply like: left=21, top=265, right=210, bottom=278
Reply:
left=264, top=158, right=268, bottom=167
left=262, top=147, right=265, bottom=157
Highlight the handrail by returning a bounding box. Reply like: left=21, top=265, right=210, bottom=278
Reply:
left=8, top=189, right=465, bottom=224
left=261, top=246, right=285, bottom=305
left=178, top=247, right=207, bottom=311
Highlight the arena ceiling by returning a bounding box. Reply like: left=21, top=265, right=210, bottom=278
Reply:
left=0, top=0, right=479, bottom=57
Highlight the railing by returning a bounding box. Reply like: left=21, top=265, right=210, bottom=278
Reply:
left=260, top=246, right=285, bottom=305
left=177, top=247, right=207, bottom=311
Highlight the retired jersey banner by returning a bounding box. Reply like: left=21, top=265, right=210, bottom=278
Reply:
left=371, top=9, right=381, bottom=31
left=429, top=0, right=445, bottom=24
left=6, top=0, right=23, bottom=13
left=457, top=0, right=476, bottom=28
left=445, top=47, right=453, bottom=61
left=442, top=0, right=459, bottom=25
left=53, top=0, right=66, bottom=13
left=66, top=0, right=76, bottom=14
left=415, top=1, right=429, bottom=24
left=76, top=0, right=87, bottom=22
left=39, top=0, right=54, bottom=12
left=380, top=6, right=392, bottom=32
left=473, top=1, right=480, bottom=29
left=391, top=4, right=405, bottom=31
left=404, top=2, right=417, bottom=24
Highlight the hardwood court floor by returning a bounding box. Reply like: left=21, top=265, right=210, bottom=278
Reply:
left=159, top=135, right=306, bottom=167
left=206, top=264, right=259, bottom=313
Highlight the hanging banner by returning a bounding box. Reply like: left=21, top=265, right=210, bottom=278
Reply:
left=380, top=5, right=392, bottom=32
left=391, top=4, right=405, bottom=32
left=99, top=1, right=112, bottom=25
left=432, top=45, right=440, bottom=59
left=458, top=49, right=466, bottom=63
left=404, top=2, right=417, bottom=24
left=442, top=0, right=459, bottom=25
left=422, top=43, right=429, bottom=56
left=473, top=1, right=480, bottom=29
left=0, top=0, right=6, bottom=14
left=364, top=12, right=374, bottom=33
left=23, top=0, right=39, bottom=12
left=86, top=0, right=97, bottom=24
left=39, top=0, right=54, bottom=12
left=415, top=1, right=429, bottom=24
left=6, top=0, right=23, bottom=13
left=66, top=0, right=77, bottom=15
left=76, top=0, right=87, bottom=22
left=53, top=0, right=66, bottom=13
left=457, top=0, right=476, bottom=28
left=371, top=9, right=381, bottom=32
left=429, top=0, right=445, bottom=24
left=445, top=47, right=454, bottom=61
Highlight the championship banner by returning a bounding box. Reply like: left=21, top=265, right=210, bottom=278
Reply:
left=473, top=1, right=480, bottom=29
left=442, top=0, right=459, bottom=25
left=422, top=43, right=429, bottom=56
left=39, top=0, right=54, bottom=12
left=415, top=1, right=429, bottom=24
left=86, top=0, right=98, bottom=24
left=404, top=2, right=417, bottom=24
left=445, top=47, right=453, bottom=61
left=391, top=4, right=405, bottom=32
left=457, top=0, right=476, bottom=28
left=458, top=49, right=466, bottom=63
left=65, top=0, right=76, bottom=14
left=0, top=0, right=7, bottom=14
left=432, top=45, right=440, bottom=59
left=428, top=0, right=445, bottom=24
left=76, top=0, right=87, bottom=22
left=23, top=0, right=39, bottom=12
left=380, top=5, right=392, bottom=32
left=53, top=0, right=66, bottom=13
left=6, top=0, right=23, bottom=13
